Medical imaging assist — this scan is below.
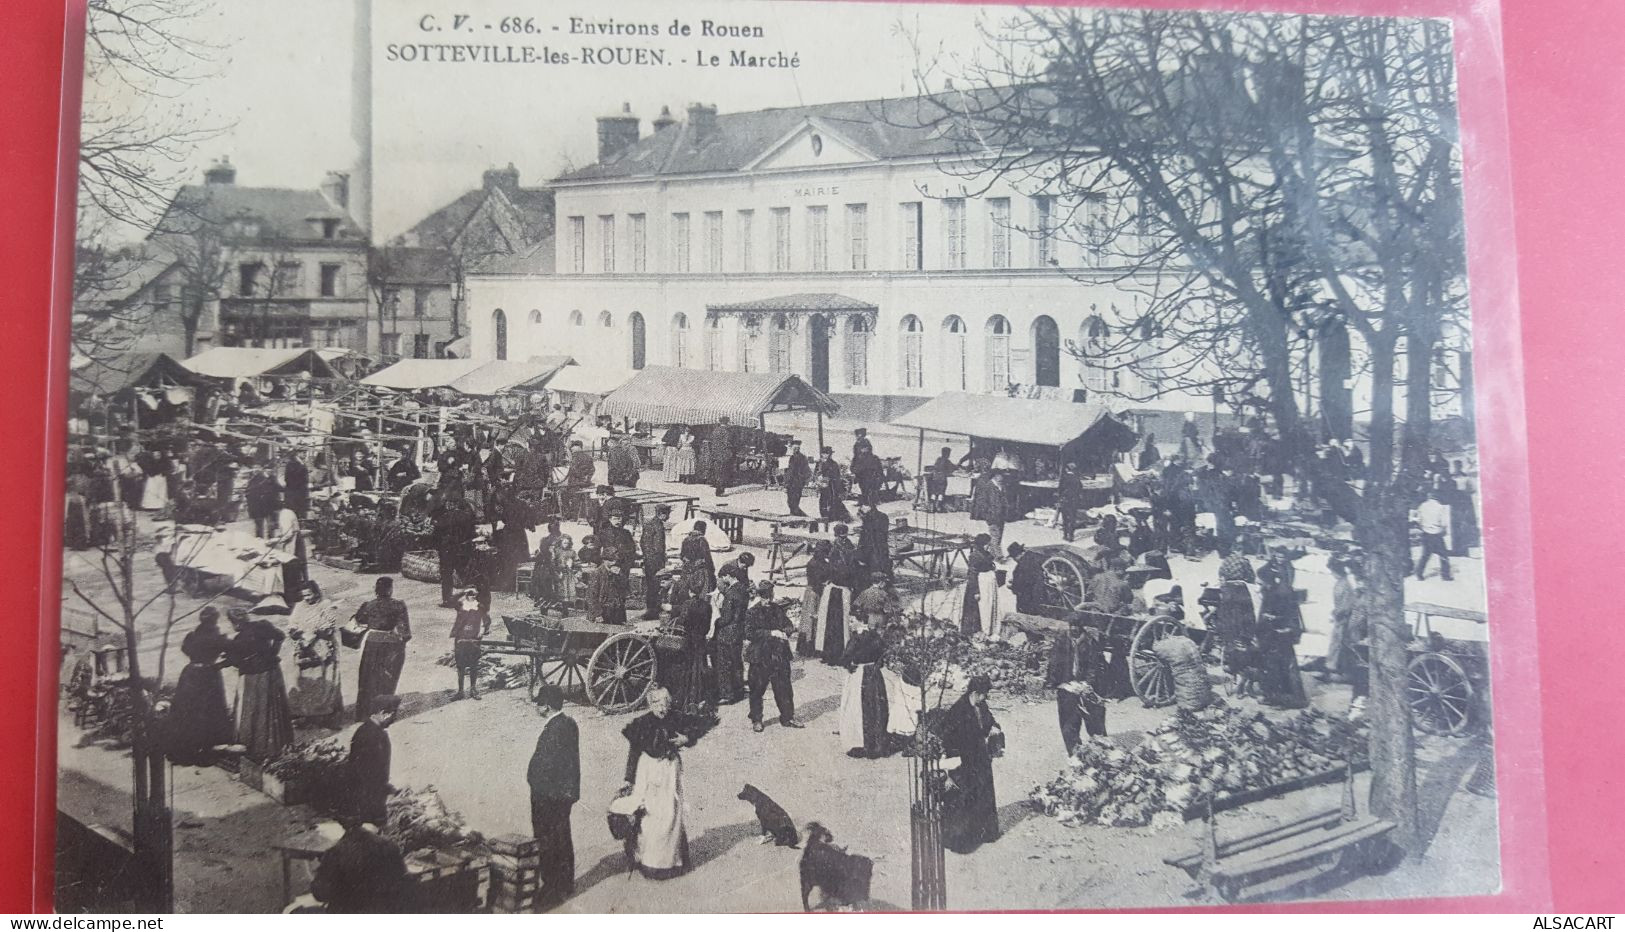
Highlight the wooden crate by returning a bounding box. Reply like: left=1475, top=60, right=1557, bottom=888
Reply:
left=407, top=850, right=486, bottom=913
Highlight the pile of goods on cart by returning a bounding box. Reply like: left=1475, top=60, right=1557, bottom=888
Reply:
left=882, top=615, right=1048, bottom=701
left=1029, top=703, right=1368, bottom=831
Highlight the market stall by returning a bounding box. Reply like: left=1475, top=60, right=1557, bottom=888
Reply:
left=359, top=358, right=485, bottom=391
left=447, top=356, right=574, bottom=397
left=543, top=364, right=637, bottom=415
left=69, top=352, right=208, bottom=434
left=892, top=392, right=1137, bottom=513
left=597, top=366, right=840, bottom=485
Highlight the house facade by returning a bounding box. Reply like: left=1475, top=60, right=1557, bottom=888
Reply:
left=463, top=98, right=1210, bottom=417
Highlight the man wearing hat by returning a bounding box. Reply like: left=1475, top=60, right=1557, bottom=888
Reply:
left=784, top=439, right=811, bottom=517
left=745, top=581, right=802, bottom=732
left=711, top=416, right=736, bottom=497
left=815, top=446, right=848, bottom=521
left=850, top=428, right=884, bottom=507
left=1007, top=542, right=1047, bottom=615
left=1057, top=462, right=1086, bottom=542
left=431, top=488, right=477, bottom=608
left=449, top=588, right=489, bottom=700
left=640, top=504, right=671, bottom=621
left=596, top=504, right=638, bottom=625
left=1047, top=613, right=1108, bottom=755
left=527, top=684, right=580, bottom=910
left=348, top=693, right=399, bottom=825
left=582, top=484, right=616, bottom=536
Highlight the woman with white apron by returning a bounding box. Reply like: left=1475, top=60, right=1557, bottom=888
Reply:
left=960, top=534, right=999, bottom=638
left=838, top=619, right=919, bottom=758
left=617, top=687, right=694, bottom=879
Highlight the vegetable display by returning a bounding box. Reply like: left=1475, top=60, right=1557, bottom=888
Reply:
left=1029, top=703, right=1368, bottom=830
left=433, top=651, right=529, bottom=691
left=384, top=785, right=481, bottom=855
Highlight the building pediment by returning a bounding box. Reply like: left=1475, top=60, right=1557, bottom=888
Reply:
left=745, top=119, right=876, bottom=172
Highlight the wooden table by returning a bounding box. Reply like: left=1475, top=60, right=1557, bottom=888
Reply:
left=607, top=487, right=700, bottom=520
left=889, top=526, right=976, bottom=578
left=272, top=829, right=338, bottom=907
left=700, top=505, right=824, bottom=545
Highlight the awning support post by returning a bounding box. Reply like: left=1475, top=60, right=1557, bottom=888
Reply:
left=817, top=410, right=825, bottom=452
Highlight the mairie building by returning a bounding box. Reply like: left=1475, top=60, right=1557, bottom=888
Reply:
left=463, top=96, right=1212, bottom=419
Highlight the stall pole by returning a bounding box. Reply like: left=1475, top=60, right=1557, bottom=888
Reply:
left=916, top=428, right=925, bottom=507
left=817, top=410, right=825, bottom=453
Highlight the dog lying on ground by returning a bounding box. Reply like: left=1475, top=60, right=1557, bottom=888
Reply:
left=738, top=783, right=800, bottom=847
left=799, top=822, right=873, bottom=911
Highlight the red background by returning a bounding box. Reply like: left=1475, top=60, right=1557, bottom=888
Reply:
left=1, top=0, right=1620, bottom=913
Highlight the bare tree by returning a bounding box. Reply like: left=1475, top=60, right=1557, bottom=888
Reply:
left=918, top=8, right=1468, bottom=852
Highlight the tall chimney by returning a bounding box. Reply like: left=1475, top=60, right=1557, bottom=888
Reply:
left=596, top=102, right=641, bottom=163
left=350, top=0, right=373, bottom=234
left=204, top=157, right=236, bottom=185
left=687, top=102, right=718, bottom=144
left=651, top=105, right=678, bottom=134
left=483, top=163, right=520, bottom=193
left=321, top=171, right=350, bottom=209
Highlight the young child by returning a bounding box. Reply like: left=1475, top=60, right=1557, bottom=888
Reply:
left=556, top=538, right=579, bottom=610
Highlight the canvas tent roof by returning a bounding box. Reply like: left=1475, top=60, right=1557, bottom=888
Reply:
left=448, top=356, right=575, bottom=396
left=183, top=347, right=340, bottom=380
left=545, top=365, right=638, bottom=398
left=69, top=352, right=202, bottom=397
left=598, top=367, right=840, bottom=425
left=892, top=392, right=1136, bottom=450
left=359, top=358, right=484, bottom=390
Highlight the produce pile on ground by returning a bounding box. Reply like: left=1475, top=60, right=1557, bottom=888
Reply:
left=434, top=652, right=529, bottom=691
left=384, top=785, right=481, bottom=855
left=264, top=737, right=349, bottom=785
left=961, top=637, right=1049, bottom=700
left=1029, top=703, right=1369, bottom=831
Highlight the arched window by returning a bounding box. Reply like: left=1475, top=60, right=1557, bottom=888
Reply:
left=1032, top=315, right=1060, bottom=387
left=527, top=309, right=542, bottom=357
left=705, top=316, right=723, bottom=371
left=985, top=315, right=1011, bottom=391
left=491, top=308, right=508, bottom=360
left=900, top=315, right=924, bottom=389
left=598, top=310, right=614, bottom=329
left=569, top=310, right=583, bottom=354
left=569, top=310, right=584, bottom=327
left=846, top=316, right=871, bottom=388
left=942, top=315, right=968, bottom=392
left=769, top=314, right=792, bottom=374
left=1081, top=315, right=1109, bottom=393
left=739, top=316, right=763, bottom=373
left=628, top=311, right=646, bottom=369
left=528, top=309, right=542, bottom=326
left=671, top=312, right=690, bottom=368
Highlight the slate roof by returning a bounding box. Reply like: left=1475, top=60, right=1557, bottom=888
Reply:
left=555, top=90, right=1010, bottom=182
left=706, top=293, right=877, bottom=313
left=473, top=235, right=556, bottom=275
left=156, top=185, right=363, bottom=243
left=373, top=246, right=458, bottom=284
left=401, top=185, right=555, bottom=251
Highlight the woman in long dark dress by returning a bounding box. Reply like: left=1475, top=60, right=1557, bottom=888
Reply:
left=619, top=688, right=695, bottom=879
left=960, top=535, right=997, bottom=637
left=671, top=581, right=713, bottom=712
left=799, top=541, right=832, bottom=656
left=838, top=620, right=917, bottom=758
left=1257, top=568, right=1308, bottom=709
left=166, top=607, right=234, bottom=764
left=226, top=608, right=294, bottom=762
left=941, top=675, right=1002, bottom=854
left=354, top=577, right=412, bottom=722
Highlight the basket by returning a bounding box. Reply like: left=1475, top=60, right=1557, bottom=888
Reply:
left=339, top=626, right=366, bottom=650
left=401, top=550, right=440, bottom=584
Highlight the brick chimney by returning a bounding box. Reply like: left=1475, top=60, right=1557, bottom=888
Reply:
left=204, top=157, right=236, bottom=185
left=687, top=103, right=718, bottom=144
left=651, top=105, right=678, bottom=134
left=483, top=163, right=520, bottom=193
left=596, top=102, right=640, bottom=163
left=320, top=170, right=350, bottom=209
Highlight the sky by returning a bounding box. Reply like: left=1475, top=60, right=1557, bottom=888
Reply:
left=83, top=0, right=1012, bottom=242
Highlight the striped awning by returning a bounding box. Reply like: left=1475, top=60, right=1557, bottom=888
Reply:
left=598, top=366, right=839, bottom=426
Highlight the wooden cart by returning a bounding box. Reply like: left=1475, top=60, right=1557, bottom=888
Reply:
left=481, top=616, right=684, bottom=714
left=1400, top=601, right=1490, bottom=737
left=1001, top=606, right=1210, bottom=709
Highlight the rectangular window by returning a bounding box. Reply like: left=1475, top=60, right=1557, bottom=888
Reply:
left=771, top=207, right=791, bottom=271
left=413, top=334, right=430, bottom=358
left=413, top=287, right=430, bottom=318
left=943, top=198, right=966, bottom=269
left=1083, top=198, right=1108, bottom=265
left=989, top=197, right=1011, bottom=269
left=846, top=325, right=870, bottom=388
left=806, top=206, right=828, bottom=271
left=736, top=210, right=754, bottom=272
left=321, top=218, right=340, bottom=239
left=672, top=212, right=691, bottom=272
left=1035, top=195, right=1055, bottom=266
left=900, top=201, right=923, bottom=270
left=599, top=215, right=616, bottom=272
left=273, top=261, right=303, bottom=296
left=705, top=211, right=723, bottom=272
left=379, top=334, right=399, bottom=358
left=705, top=323, right=723, bottom=371
left=153, top=283, right=174, bottom=314
left=383, top=288, right=400, bottom=318
left=846, top=203, right=868, bottom=270
left=739, top=319, right=762, bottom=373
left=629, top=213, right=647, bottom=272
left=319, top=263, right=342, bottom=298
left=770, top=324, right=791, bottom=374
left=238, top=262, right=261, bottom=297
left=568, top=216, right=585, bottom=273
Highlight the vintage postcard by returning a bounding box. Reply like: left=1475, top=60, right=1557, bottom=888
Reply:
left=57, top=0, right=1523, bottom=913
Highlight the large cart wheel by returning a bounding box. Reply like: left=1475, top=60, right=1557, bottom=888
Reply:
left=586, top=633, right=659, bottom=714
left=1128, top=616, right=1184, bottom=708
left=1406, top=651, right=1474, bottom=736
left=1040, top=552, right=1091, bottom=611
left=530, top=653, right=588, bottom=702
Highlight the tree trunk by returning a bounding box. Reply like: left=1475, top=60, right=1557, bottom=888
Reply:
left=1366, top=335, right=1397, bottom=483
left=1318, top=318, right=1354, bottom=441
left=1356, top=480, right=1420, bottom=855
